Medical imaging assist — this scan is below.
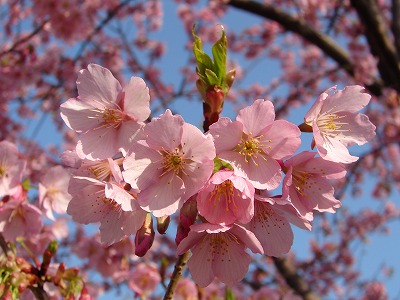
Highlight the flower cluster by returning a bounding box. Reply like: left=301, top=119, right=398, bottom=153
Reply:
left=59, top=64, right=375, bottom=288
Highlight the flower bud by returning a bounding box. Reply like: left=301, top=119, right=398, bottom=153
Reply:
left=135, top=213, right=155, bottom=257
left=156, top=215, right=170, bottom=234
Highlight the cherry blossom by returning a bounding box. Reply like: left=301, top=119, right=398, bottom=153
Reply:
left=304, top=85, right=376, bottom=163
left=197, top=169, right=254, bottom=225
left=209, top=99, right=300, bottom=190
left=0, top=196, right=42, bottom=242
left=245, top=195, right=311, bottom=257
left=38, top=166, right=72, bottom=220
left=128, top=262, right=161, bottom=298
left=66, top=176, right=146, bottom=244
left=176, top=223, right=263, bottom=287
left=282, top=151, right=346, bottom=218
left=123, top=109, right=215, bottom=217
left=0, top=140, right=26, bottom=198
left=60, top=64, right=150, bottom=160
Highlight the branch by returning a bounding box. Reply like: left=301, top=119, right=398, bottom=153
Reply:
left=226, top=0, right=383, bottom=95
left=0, top=20, right=49, bottom=57
left=73, top=0, right=133, bottom=60
left=350, top=0, right=400, bottom=91
left=0, top=233, right=12, bottom=256
left=272, top=257, right=321, bottom=300
left=392, top=0, right=400, bottom=57
left=163, top=251, right=191, bottom=300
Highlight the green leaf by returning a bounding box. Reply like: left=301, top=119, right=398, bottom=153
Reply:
left=225, top=287, right=236, bottom=300
left=205, top=69, right=219, bottom=86
left=211, top=26, right=227, bottom=81
left=192, top=26, right=213, bottom=75
left=213, top=157, right=233, bottom=173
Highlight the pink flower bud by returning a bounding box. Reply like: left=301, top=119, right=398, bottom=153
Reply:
left=134, top=213, right=155, bottom=257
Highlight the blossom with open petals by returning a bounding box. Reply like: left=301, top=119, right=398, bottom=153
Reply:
left=67, top=176, right=146, bottom=244
left=39, top=166, right=72, bottom=220
left=60, top=64, right=150, bottom=160
left=304, top=85, right=376, bottom=163
left=0, top=140, right=26, bottom=197
left=177, top=223, right=263, bottom=287
left=282, top=151, right=346, bottom=218
left=197, top=169, right=254, bottom=225
left=123, top=109, right=215, bottom=217
left=209, top=99, right=300, bottom=190
left=245, top=196, right=311, bottom=256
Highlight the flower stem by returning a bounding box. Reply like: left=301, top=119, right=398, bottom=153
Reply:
left=163, top=251, right=191, bottom=300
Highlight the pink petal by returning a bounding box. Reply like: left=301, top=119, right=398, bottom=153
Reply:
left=138, top=172, right=185, bottom=217
left=123, top=76, right=150, bottom=121
left=123, top=143, right=162, bottom=190
left=248, top=201, right=293, bottom=256
left=117, top=121, right=143, bottom=156
left=77, top=128, right=118, bottom=160
left=230, top=224, right=264, bottom=254
left=236, top=99, right=275, bottom=135
left=187, top=237, right=215, bottom=287
left=181, top=122, right=216, bottom=163
left=212, top=234, right=252, bottom=286
left=77, top=64, right=122, bottom=107
left=145, top=109, right=183, bottom=150
left=60, top=99, right=101, bottom=132
left=260, top=120, right=301, bottom=160
left=322, top=85, right=371, bottom=114
left=209, top=118, right=243, bottom=154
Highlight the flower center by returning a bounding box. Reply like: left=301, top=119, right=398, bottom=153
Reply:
left=316, top=107, right=350, bottom=138
left=159, top=147, right=186, bottom=177
left=205, top=232, right=240, bottom=262
left=292, top=170, right=314, bottom=196
left=235, top=133, right=270, bottom=166
left=209, top=180, right=238, bottom=212
left=102, top=108, right=124, bottom=127
left=0, top=167, right=5, bottom=177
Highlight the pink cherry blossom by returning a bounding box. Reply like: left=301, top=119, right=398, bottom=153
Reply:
left=209, top=99, right=301, bottom=190
left=38, top=166, right=72, bottom=220
left=304, top=85, right=376, bottom=163
left=67, top=176, right=146, bottom=244
left=123, top=109, right=215, bottom=217
left=128, top=262, right=161, bottom=298
left=245, top=196, right=311, bottom=257
left=197, top=169, right=254, bottom=225
left=0, top=140, right=26, bottom=197
left=61, top=149, right=125, bottom=183
left=282, top=151, right=346, bottom=218
left=176, top=223, right=263, bottom=287
left=60, top=64, right=150, bottom=160
left=0, top=197, right=42, bottom=241
left=173, top=278, right=198, bottom=300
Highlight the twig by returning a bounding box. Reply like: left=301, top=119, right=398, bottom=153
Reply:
left=163, top=251, right=191, bottom=300
left=0, top=20, right=49, bottom=57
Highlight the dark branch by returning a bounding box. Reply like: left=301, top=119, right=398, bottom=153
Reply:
left=227, top=0, right=383, bottom=95
left=391, top=0, right=400, bottom=57
left=273, top=257, right=321, bottom=300
left=350, top=0, right=400, bottom=91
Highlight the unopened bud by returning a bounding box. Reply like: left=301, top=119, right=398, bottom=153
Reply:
left=179, top=196, right=198, bottom=227
left=225, top=69, right=236, bottom=89
left=135, top=213, right=155, bottom=257
left=156, top=215, right=170, bottom=234
left=175, top=196, right=198, bottom=245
